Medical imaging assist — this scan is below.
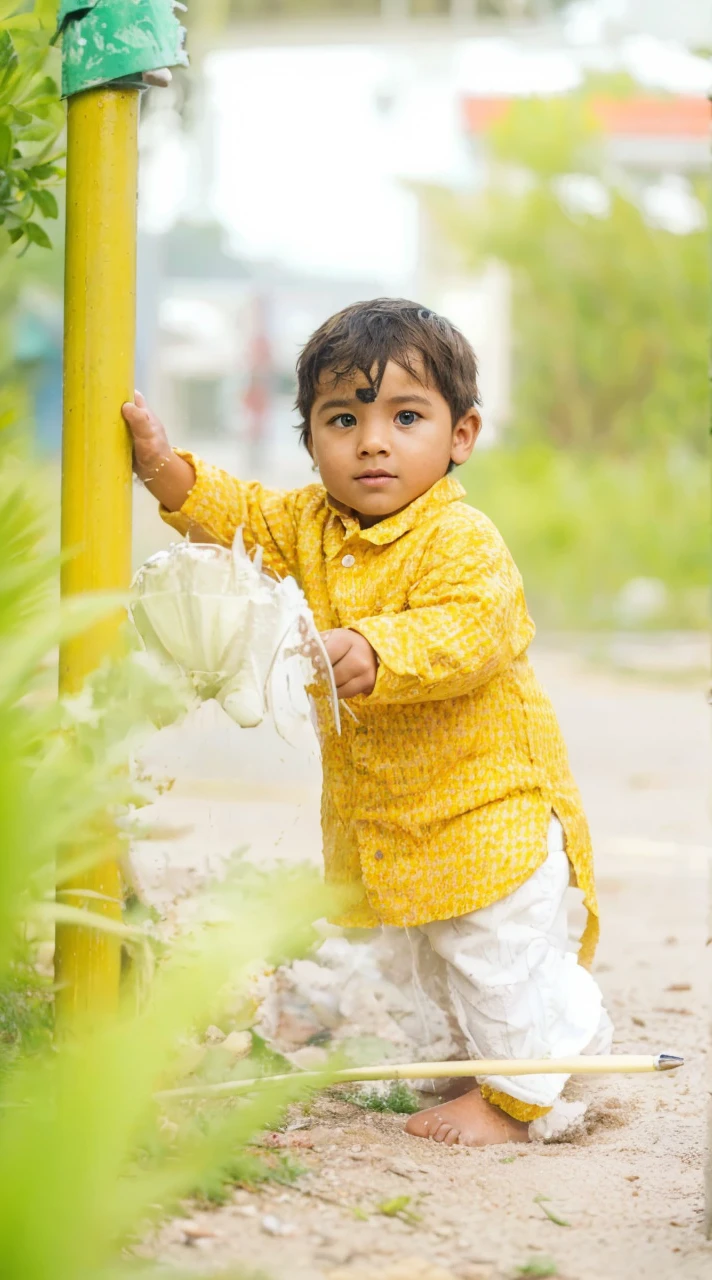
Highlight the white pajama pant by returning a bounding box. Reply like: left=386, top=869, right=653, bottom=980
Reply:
left=380, top=816, right=612, bottom=1113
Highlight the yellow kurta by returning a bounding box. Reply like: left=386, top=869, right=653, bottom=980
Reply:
left=162, top=458, right=598, bottom=963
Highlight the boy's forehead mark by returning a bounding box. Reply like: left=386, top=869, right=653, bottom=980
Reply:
left=315, top=391, right=433, bottom=416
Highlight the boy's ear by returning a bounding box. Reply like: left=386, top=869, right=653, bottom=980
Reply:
left=451, top=408, right=482, bottom=465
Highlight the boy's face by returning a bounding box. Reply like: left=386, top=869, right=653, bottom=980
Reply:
left=308, top=358, right=481, bottom=527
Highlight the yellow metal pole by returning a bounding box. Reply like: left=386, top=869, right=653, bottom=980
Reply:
left=55, top=85, right=140, bottom=1023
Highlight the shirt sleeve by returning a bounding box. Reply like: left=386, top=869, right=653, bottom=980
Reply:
left=351, top=529, right=534, bottom=705
left=159, top=450, right=300, bottom=581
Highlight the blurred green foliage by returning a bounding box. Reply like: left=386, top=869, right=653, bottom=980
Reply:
left=0, top=460, right=336, bottom=1277
left=0, top=0, right=63, bottom=436
left=426, top=94, right=707, bottom=457
left=0, top=0, right=63, bottom=254
left=426, top=90, right=708, bottom=627
left=461, top=445, right=707, bottom=630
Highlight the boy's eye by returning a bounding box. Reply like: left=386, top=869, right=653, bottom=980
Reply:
left=396, top=410, right=420, bottom=426
left=331, top=413, right=357, bottom=429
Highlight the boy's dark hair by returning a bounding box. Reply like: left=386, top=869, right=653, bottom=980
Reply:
left=295, top=297, right=480, bottom=447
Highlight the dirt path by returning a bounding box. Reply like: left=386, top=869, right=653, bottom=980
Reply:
left=139, top=638, right=711, bottom=1280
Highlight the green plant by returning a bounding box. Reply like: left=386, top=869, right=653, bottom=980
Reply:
left=0, top=460, right=337, bottom=1278
left=193, top=1149, right=306, bottom=1206
left=0, top=0, right=63, bottom=254
left=0, top=1, right=64, bottom=441
left=344, top=1081, right=421, bottom=1114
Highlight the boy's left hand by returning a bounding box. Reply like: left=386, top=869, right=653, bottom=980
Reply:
left=322, top=629, right=378, bottom=699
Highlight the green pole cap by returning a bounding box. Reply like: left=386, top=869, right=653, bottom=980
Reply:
left=57, top=0, right=189, bottom=99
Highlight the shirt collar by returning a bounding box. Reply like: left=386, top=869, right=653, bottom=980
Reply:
left=325, top=474, right=466, bottom=548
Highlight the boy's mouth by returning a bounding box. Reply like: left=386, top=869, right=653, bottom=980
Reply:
left=355, top=470, right=396, bottom=487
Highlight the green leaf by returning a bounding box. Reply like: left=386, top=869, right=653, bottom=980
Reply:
left=534, top=1195, right=571, bottom=1228
left=378, top=1195, right=412, bottom=1217
left=7, top=224, right=22, bottom=242
left=25, top=74, right=57, bottom=98
left=32, top=186, right=57, bottom=218
left=17, top=120, right=56, bottom=141
left=0, top=30, right=15, bottom=73
left=27, top=161, right=60, bottom=179
left=517, top=1259, right=558, bottom=1278
left=2, top=13, right=41, bottom=31
left=32, top=902, right=145, bottom=945
left=0, top=120, right=9, bottom=165
left=24, top=219, right=51, bottom=248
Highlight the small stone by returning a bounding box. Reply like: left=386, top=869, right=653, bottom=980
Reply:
left=181, top=1222, right=217, bottom=1243
left=234, top=1203, right=258, bottom=1217
left=288, top=1045, right=330, bottom=1069
left=261, top=1214, right=296, bottom=1237
left=222, top=1030, right=252, bottom=1059
left=158, top=1115, right=179, bottom=1141
left=260, top=1130, right=316, bottom=1149
left=204, top=1024, right=226, bottom=1044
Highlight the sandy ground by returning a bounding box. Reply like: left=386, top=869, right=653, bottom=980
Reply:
left=136, top=635, right=711, bottom=1280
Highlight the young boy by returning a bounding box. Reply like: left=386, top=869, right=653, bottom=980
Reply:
left=123, top=298, right=611, bottom=1146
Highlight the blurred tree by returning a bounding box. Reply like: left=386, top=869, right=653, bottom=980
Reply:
left=0, top=0, right=62, bottom=255
left=0, top=0, right=63, bottom=438
left=423, top=94, right=708, bottom=455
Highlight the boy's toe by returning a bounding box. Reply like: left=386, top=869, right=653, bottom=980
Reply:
left=404, top=1110, right=435, bottom=1139
left=431, top=1120, right=454, bottom=1143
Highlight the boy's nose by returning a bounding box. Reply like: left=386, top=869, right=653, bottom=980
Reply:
left=357, top=424, right=390, bottom=456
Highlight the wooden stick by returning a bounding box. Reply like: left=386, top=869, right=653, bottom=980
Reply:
left=156, top=1052, right=683, bottom=1102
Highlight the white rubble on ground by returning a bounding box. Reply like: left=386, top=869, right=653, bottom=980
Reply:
left=125, top=825, right=452, bottom=1066
left=255, top=934, right=455, bottom=1065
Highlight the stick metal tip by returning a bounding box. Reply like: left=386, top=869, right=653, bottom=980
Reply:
left=655, top=1054, right=685, bottom=1071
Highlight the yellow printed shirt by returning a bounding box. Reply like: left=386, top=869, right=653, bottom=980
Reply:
left=161, top=458, right=598, bottom=959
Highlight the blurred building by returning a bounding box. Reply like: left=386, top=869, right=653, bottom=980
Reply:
left=462, top=94, right=709, bottom=176
left=613, top=0, right=710, bottom=47
left=137, top=219, right=385, bottom=484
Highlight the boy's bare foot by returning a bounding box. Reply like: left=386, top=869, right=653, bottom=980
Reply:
left=404, top=1086, right=531, bottom=1147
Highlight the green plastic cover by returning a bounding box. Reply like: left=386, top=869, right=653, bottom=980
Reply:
left=58, top=0, right=188, bottom=99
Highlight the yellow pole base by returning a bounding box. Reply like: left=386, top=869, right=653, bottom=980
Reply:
left=56, top=85, right=139, bottom=1026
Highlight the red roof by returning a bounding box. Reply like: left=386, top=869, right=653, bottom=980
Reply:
left=463, top=95, right=710, bottom=138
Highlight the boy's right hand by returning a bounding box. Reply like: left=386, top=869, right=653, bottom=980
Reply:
left=121, top=392, right=195, bottom=512
left=122, top=391, right=172, bottom=482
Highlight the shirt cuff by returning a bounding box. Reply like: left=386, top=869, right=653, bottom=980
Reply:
left=158, top=450, right=212, bottom=536
left=350, top=615, right=423, bottom=702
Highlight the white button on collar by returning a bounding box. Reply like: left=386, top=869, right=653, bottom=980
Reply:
left=341, top=554, right=356, bottom=567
